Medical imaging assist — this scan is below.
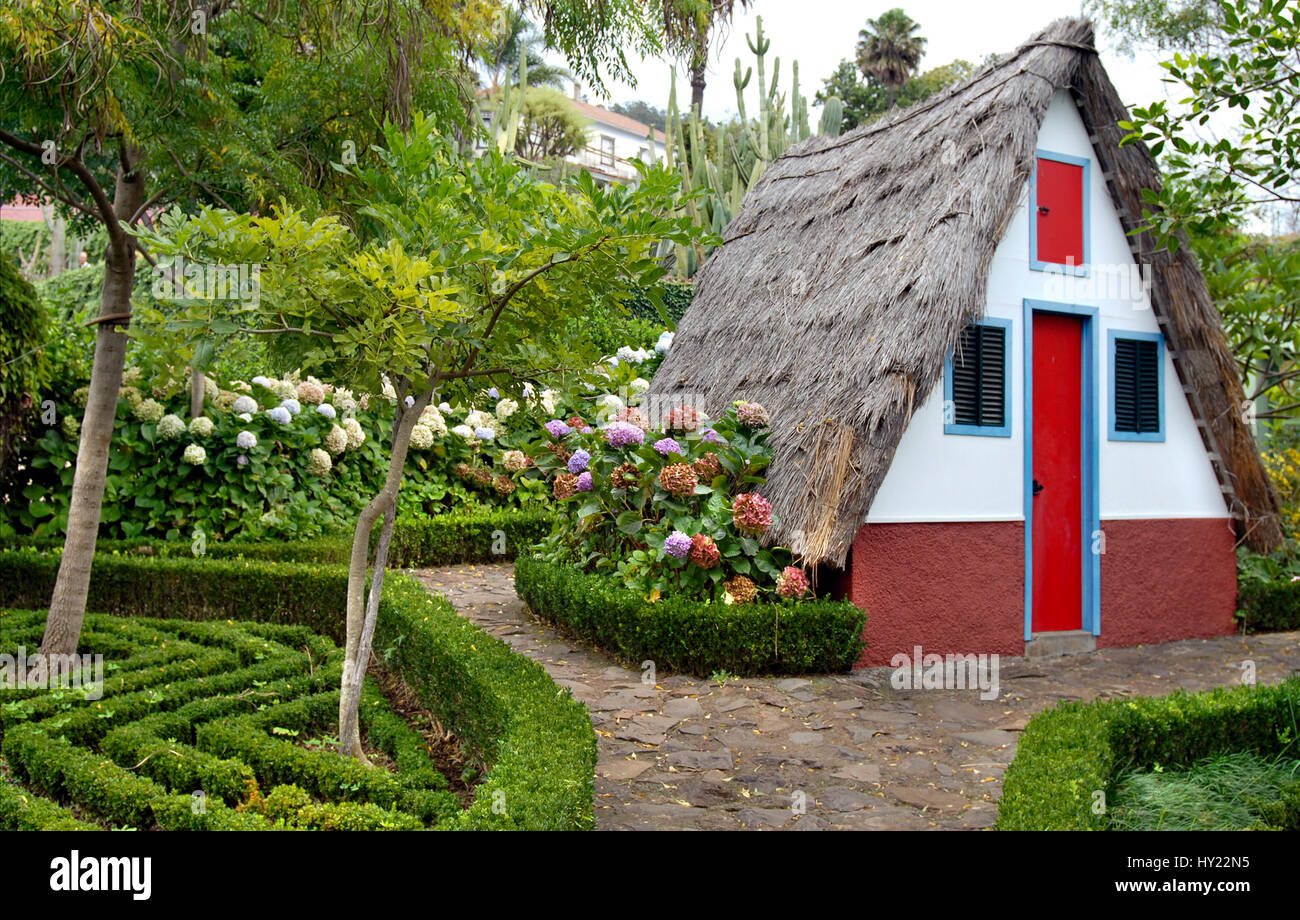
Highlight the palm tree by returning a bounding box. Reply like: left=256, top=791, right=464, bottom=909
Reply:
left=855, top=8, right=927, bottom=110
left=658, top=0, right=753, bottom=115
left=477, top=5, right=571, bottom=91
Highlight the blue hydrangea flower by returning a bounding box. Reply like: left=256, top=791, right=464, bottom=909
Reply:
left=577, top=471, right=593, bottom=492
left=545, top=419, right=572, bottom=439
left=663, top=530, right=691, bottom=559
left=568, top=449, right=591, bottom=474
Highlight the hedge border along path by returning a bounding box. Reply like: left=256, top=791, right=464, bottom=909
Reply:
left=996, top=677, right=1300, bottom=830
left=513, top=556, right=866, bottom=677
left=0, top=549, right=597, bottom=831
left=11, top=508, right=555, bottom=568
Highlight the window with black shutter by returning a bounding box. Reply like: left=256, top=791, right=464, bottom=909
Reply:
left=1113, top=336, right=1161, bottom=436
left=947, top=321, right=1008, bottom=434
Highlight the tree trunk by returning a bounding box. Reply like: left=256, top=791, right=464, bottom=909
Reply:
left=338, top=390, right=430, bottom=759
left=189, top=369, right=204, bottom=418
left=40, top=157, right=145, bottom=658
left=689, top=58, right=707, bottom=116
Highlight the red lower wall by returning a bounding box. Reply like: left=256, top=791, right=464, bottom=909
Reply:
left=848, top=522, right=1025, bottom=667
left=1096, top=517, right=1237, bottom=648
left=847, top=517, right=1238, bottom=666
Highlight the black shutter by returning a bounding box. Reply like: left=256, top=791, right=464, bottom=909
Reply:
left=951, top=323, right=1006, bottom=428
left=1114, top=337, right=1160, bottom=434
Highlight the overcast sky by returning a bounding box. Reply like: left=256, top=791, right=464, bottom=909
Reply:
left=577, top=1, right=1177, bottom=122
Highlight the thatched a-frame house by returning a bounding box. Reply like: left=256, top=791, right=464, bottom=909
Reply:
left=649, top=18, right=1281, bottom=665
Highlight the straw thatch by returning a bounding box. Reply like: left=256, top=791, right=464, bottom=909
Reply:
left=649, top=17, right=1282, bottom=567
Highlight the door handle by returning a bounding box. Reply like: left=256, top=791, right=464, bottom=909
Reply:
left=1032, top=479, right=1045, bottom=496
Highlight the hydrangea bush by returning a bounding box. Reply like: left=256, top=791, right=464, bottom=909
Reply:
left=529, top=400, right=812, bottom=604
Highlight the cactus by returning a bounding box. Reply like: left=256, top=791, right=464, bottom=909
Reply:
left=661, top=15, right=842, bottom=277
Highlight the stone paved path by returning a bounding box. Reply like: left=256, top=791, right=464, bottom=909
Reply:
left=412, top=563, right=1300, bottom=831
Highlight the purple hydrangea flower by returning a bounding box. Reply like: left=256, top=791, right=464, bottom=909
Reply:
left=577, top=471, right=593, bottom=492
left=544, top=419, right=572, bottom=439
left=487, top=387, right=500, bottom=399
left=663, top=530, right=691, bottom=559
left=237, top=454, right=249, bottom=467
left=653, top=437, right=684, bottom=456
left=701, top=427, right=726, bottom=445
left=605, top=421, right=645, bottom=448
left=568, top=449, right=591, bottom=474
left=580, top=426, right=593, bottom=434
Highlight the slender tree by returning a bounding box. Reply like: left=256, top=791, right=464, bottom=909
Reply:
left=855, top=8, right=927, bottom=110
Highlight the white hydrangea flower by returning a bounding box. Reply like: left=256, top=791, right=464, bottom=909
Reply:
left=474, top=426, right=495, bottom=441
left=596, top=393, right=625, bottom=416
left=420, top=406, right=447, bottom=436
left=267, top=406, right=292, bottom=425
left=133, top=398, right=164, bottom=423
left=495, top=397, right=519, bottom=420
left=232, top=395, right=258, bottom=415
left=630, top=377, right=650, bottom=395
left=616, top=345, right=653, bottom=365
left=333, top=388, right=357, bottom=413
left=280, top=398, right=301, bottom=416
left=502, top=450, right=528, bottom=472
left=409, top=424, right=434, bottom=450
left=120, top=366, right=142, bottom=386
left=465, top=409, right=495, bottom=430
left=271, top=379, right=296, bottom=401
left=236, top=430, right=257, bottom=450
left=655, top=331, right=675, bottom=355
left=238, top=413, right=253, bottom=422
left=323, top=425, right=348, bottom=455
left=157, top=414, right=186, bottom=440
left=182, top=443, right=206, bottom=465
left=381, top=376, right=397, bottom=400
left=251, top=375, right=273, bottom=388
left=306, top=447, right=332, bottom=476
left=438, top=401, right=453, bottom=414
left=343, top=417, right=365, bottom=450
left=521, top=382, right=534, bottom=398
left=451, top=424, right=474, bottom=439
left=540, top=388, right=558, bottom=415
left=189, top=416, right=214, bottom=437
left=316, top=403, right=337, bottom=419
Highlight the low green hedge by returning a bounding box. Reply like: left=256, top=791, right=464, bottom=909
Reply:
left=513, top=556, right=866, bottom=677
left=0, top=547, right=595, bottom=830
left=9, top=508, right=554, bottom=569
left=996, top=677, right=1300, bottom=830
left=1236, top=580, right=1300, bottom=632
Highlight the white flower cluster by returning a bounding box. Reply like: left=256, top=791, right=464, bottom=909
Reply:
left=182, top=443, right=206, bottom=466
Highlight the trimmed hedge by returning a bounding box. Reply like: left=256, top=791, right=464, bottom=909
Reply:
left=514, top=556, right=866, bottom=677
left=1236, top=579, right=1300, bottom=632
left=996, top=677, right=1300, bottom=830
left=9, top=508, right=554, bottom=569
left=0, top=547, right=596, bottom=830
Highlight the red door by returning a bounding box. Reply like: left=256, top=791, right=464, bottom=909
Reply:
left=1036, top=157, right=1084, bottom=267
left=1032, top=312, right=1083, bottom=632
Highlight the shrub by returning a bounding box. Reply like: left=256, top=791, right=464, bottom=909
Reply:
left=514, top=555, right=865, bottom=676
left=1236, top=542, right=1300, bottom=631
left=996, top=677, right=1300, bottom=830
left=0, top=249, right=49, bottom=489
left=531, top=401, right=807, bottom=603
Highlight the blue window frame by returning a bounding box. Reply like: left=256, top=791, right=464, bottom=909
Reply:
left=1029, top=149, right=1091, bottom=276
left=944, top=317, right=1012, bottom=437
left=1108, top=329, right=1165, bottom=442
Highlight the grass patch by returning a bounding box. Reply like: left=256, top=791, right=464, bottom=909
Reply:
left=1109, top=751, right=1300, bottom=831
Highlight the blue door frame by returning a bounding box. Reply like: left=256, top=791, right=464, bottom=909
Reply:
left=1022, top=298, right=1101, bottom=640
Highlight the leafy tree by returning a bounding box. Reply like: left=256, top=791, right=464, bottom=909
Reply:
left=1086, top=0, right=1228, bottom=53
left=140, top=117, right=703, bottom=758
left=855, top=7, right=927, bottom=109
left=0, top=250, right=48, bottom=487
left=513, top=86, right=591, bottom=160
left=610, top=100, right=669, bottom=132
left=1117, top=1, right=1300, bottom=425
left=816, top=57, right=972, bottom=131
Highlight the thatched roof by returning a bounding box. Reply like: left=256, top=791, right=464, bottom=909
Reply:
left=649, top=17, right=1282, bottom=566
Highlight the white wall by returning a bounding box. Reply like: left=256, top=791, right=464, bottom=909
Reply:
left=866, top=91, right=1229, bottom=524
